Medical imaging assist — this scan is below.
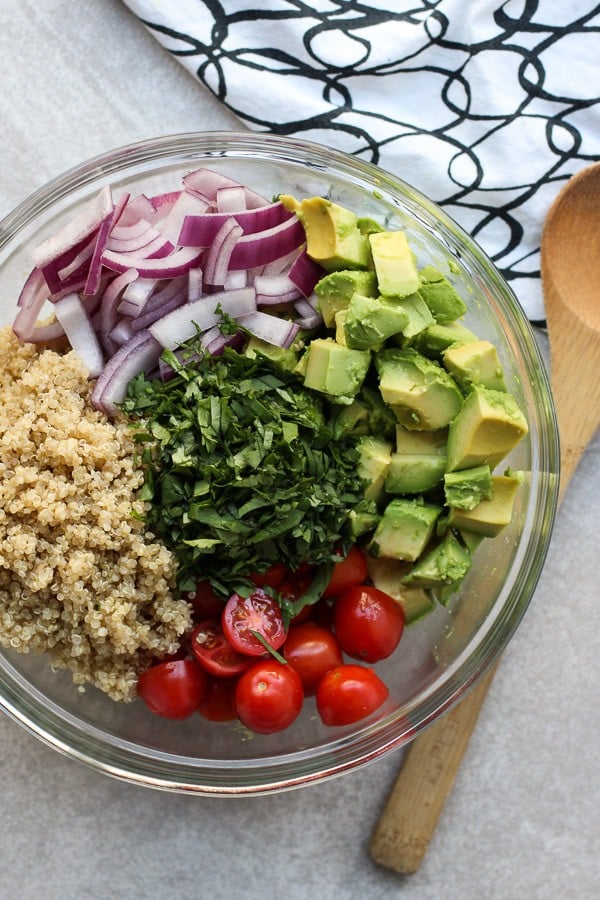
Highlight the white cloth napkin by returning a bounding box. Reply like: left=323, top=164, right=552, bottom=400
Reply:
left=123, top=0, right=600, bottom=324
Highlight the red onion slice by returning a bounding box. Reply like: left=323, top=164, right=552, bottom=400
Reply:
left=216, top=185, right=247, bottom=212
left=32, top=186, right=113, bottom=268
left=203, top=218, right=243, bottom=288
left=229, top=217, right=305, bottom=269
left=84, top=193, right=130, bottom=296
left=99, top=269, right=138, bottom=348
left=91, top=330, right=162, bottom=416
left=101, top=245, right=202, bottom=278
left=54, top=292, right=105, bottom=378
left=177, top=201, right=292, bottom=247
left=237, top=311, right=300, bottom=348
left=149, top=287, right=257, bottom=349
left=188, top=268, right=203, bottom=302
left=288, top=249, right=325, bottom=298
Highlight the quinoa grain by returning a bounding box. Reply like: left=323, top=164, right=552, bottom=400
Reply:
left=0, top=327, right=192, bottom=701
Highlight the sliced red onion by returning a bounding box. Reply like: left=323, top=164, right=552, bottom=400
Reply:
left=117, top=193, right=155, bottom=226
left=121, top=276, right=157, bottom=309
left=224, top=270, right=247, bottom=291
left=28, top=319, right=66, bottom=343
left=32, top=186, right=113, bottom=268
left=177, top=201, right=292, bottom=247
left=201, top=325, right=244, bottom=356
left=54, top=292, right=104, bottom=378
left=121, top=275, right=186, bottom=319
left=106, top=219, right=157, bottom=252
left=101, top=245, right=202, bottom=278
left=237, top=311, right=300, bottom=348
left=288, top=249, right=324, bottom=298
left=188, top=268, right=203, bottom=302
left=260, top=247, right=305, bottom=277
left=99, top=269, right=138, bottom=348
left=216, top=185, right=247, bottom=212
left=229, top=217, right=305, bottom=269
left=13, top=269, right=50, bottom=340
left=254, top=273, right=302, bottom=306
left=131, top=284, right=188, bottom=332
left=84, top=192, right=130, bottom=296
left=182, top=168, right=243, bottom=200
left=149, top=287, right=257, bottom=349
left=203, top=218, right=243, bottom=288
left=57, top=239, right=95, bottom=282
left=91, top=330, right=162, bottom=416
left=160, top=190, right=211, bottom=245
left=41, top=234, right=96, bottom=294
left=109, top=319, right=134, bottom=346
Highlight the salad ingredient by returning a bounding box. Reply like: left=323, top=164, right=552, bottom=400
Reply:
left=282, top=622, right=343, bottom=694
left=375, top=348, right=463, bottom=430
left=222, top=590, right=286, bottom=657
left=332, top=586, right=405, bottom=663
left=122, top=345, right=364, bottom=593
left=197, top=676, right=238, bottom=722
left=446, top=474, right=522, bottom=537
left=301, top=337, right=370, bottom=401
left=443, top=339, right=507, bottom=393
left=280, top=195, right=369, bottom=271
left=137, top=658, right=206, bottom=720
left=323, top=545, right=369, bottom=599
left=0, top=328, right=190, bottom=701
left=446, top=387, right=529, bottom=471
left=417, top=265, right=467, bottom=322
left=370, top=499, right=441, bottom=562
left=368, top=230, right=420, bottom=298
left=191, top=619, right=251, bottom=678
left=190, top=581, right=223, bottom=619
left=249, top=563, right=288, bottom=590
left=315, top=665, right=389, bottom=726
left=234, top=660, right=304, bottom=734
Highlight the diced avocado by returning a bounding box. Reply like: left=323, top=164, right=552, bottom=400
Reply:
left=375, top=347, right=463, bottom=431
left=314, top=269, right=378, bottom=327
left=443, top=340, right=507, bottom=393
left=369, top=231, right=420, bottom=298
left=357, top=435, right=393, bottom=502
left=347, top=500, right=380, bottom=539
left=358, top=385, right=398, bottom=440
left=367, top=557, right=435, bottom=625
left=448, top=474, right=521, bottom=537
left=385, top=453, right=447, bottom=494
left=459, top=529, right=484, bottom=554
left=343, top=292, right=410, bottom=350
left=418, top=266, right=467, bottom=323
left=401, top=530, right=471, bottom=588
left=357, top=216, right=385, bottom=236
left=332, top=399, right=370, bottom=439
left=369, top=498, right=441, bottom=561
left=395, top=425, right=447, bottom=455
left=334, top=309, right=349, bottom=346
left=443, top=464, right=493, bottom=510
left=245, top=336, right=298, bottom=371
left=446, top=387, right=528, bottom=472
left=413, top=321, right=478, bottom=358
left=395, top=292, right=435, bottom=343
left=280, top=195, right=369, bottom=272
left=303, top=338, right=370, bottom=402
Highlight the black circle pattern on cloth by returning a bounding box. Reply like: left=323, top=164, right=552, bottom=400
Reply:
left=126, top=0, right=600, bottom=324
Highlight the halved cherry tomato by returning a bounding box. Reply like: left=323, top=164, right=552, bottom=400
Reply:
left=235, top=660, right=304, bottom=734
left=279, top=569, right=315, bottom=624
left=197, top=676, right=238, bottom=722
left=191, top=619, right=252, bottom=678
left=250, top=563, right=288, bottom=590
left=283, top=622, right=344, bottom=694
left=333, top=585, right=405, bottom=663
left=138, top=659, right=206, bottom=720
left=323, top=545, right=369, bottom=598
left=190, top=581, right=223, bottom=619
left=315, top=664, right=389, bottom=726
left=222, top=589, right=286, bottom=656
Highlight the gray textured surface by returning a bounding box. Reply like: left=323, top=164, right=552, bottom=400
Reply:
left=0, top=2, right=599, bottom=898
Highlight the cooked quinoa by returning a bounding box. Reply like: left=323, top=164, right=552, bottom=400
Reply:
left=0, top=327, right=192, bottom=701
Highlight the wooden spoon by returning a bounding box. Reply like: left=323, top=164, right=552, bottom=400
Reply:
left=369, top=161, right=600, bottom=874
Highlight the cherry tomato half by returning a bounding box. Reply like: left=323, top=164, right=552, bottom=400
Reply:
left=283, top=622, right=344, bottom=694
left=222, top=589, right=286, bottom=656
left=197, top=676, right=238, bottom=722
left=279, top=569, right=315, bottom=624
left=323, top=545, right=369, bottom=598
left=250, top=563, right=288, bottom=590
left=190, top=581, right=223, bottom=620
left=191, top=619, right=252, bottom=678
left=333, top=585, right=405, bottom=663
left=315, top=664, right=389, bottom=726
left=138, top=659, right=206, bottom=720
left=235, top=660, right=304, bottom=734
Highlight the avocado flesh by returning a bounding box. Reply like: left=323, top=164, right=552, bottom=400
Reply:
left=245, top=336, right=298, bottom=371
left=395, top=425, right=448, bottom=455
left=376, top=347, right=463, bottom=431
left=385, top=452, right=447, bottom=494
left=369, top=230, right=420, bottom=298
left=357, top=435, right=393, bottom=502
left=447, top=474, right=521, bottom=537
left=418, top=265, right=467, bottom=323
left=369, top=498, right=441, bottom=562
left=446, top=387, right=528, bottom=472
left=314, top=269, right=378, bottom=327
left=401, top=530, right=472, bottom=588
left=443, top=464, right=493, bottom=510
left=413, top=320, right=478, bottom=358
left=348, top=501, right=381, bottom=539
left=443, top=340, right=507, bottom=393
left=303, top=338, right=370, bottom=402
left=343, top=292, right=410, bottom=350
left=392, top=292, right=435, bottom=342
left=281, top=195, right=369, bottom=272
left=367, top=557, right=435, bottom=625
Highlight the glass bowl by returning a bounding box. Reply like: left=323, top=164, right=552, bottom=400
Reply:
left=0, top=132, right=559, bottom=794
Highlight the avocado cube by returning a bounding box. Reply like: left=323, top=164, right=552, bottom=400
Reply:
left=369, top=231, right=420, bottom=298
left=367, top=557, right=435, bottom=625
left=418, top=266, right=467, bottom=323
left=344, top=292, right=410, bottom=350
left=281, top=196, right=370, bottom=272
left=448, top=475, right=521, bottom=537
left=443, top=340, right=507, bottom=393
left=401, top=530, right=472, bottom=588
left=357, top=435, right=393, bottom=501
left=369, top=499, right=441, bottom=561
left=395, top=425, right=447, bottom=455
left=385, top=453, right=447, bottom=494
left=314, top=269, right=378, bottom=327
left=443, top=464, right=493, bottom=510
left=413, top=321, right=478, bottom=359
left=393, top=292, right=435, bottom=342
left=358, top=385, right=398, bottom=440
left=303, top=338, right=370, bottom=402
left=245, top=336, right=298, bottom=371
left=332, top=399, right=370, bottom=439
left=375, top=347, right=463, bottom=431
left=446, top=387, right=528, bottom=472
left=357, top=216, right=385, bottom=236
left=347, top=500, right=380, bottom=539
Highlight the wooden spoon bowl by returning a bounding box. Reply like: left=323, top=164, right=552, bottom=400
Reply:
left=369, top=162, right=600, bottom=873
